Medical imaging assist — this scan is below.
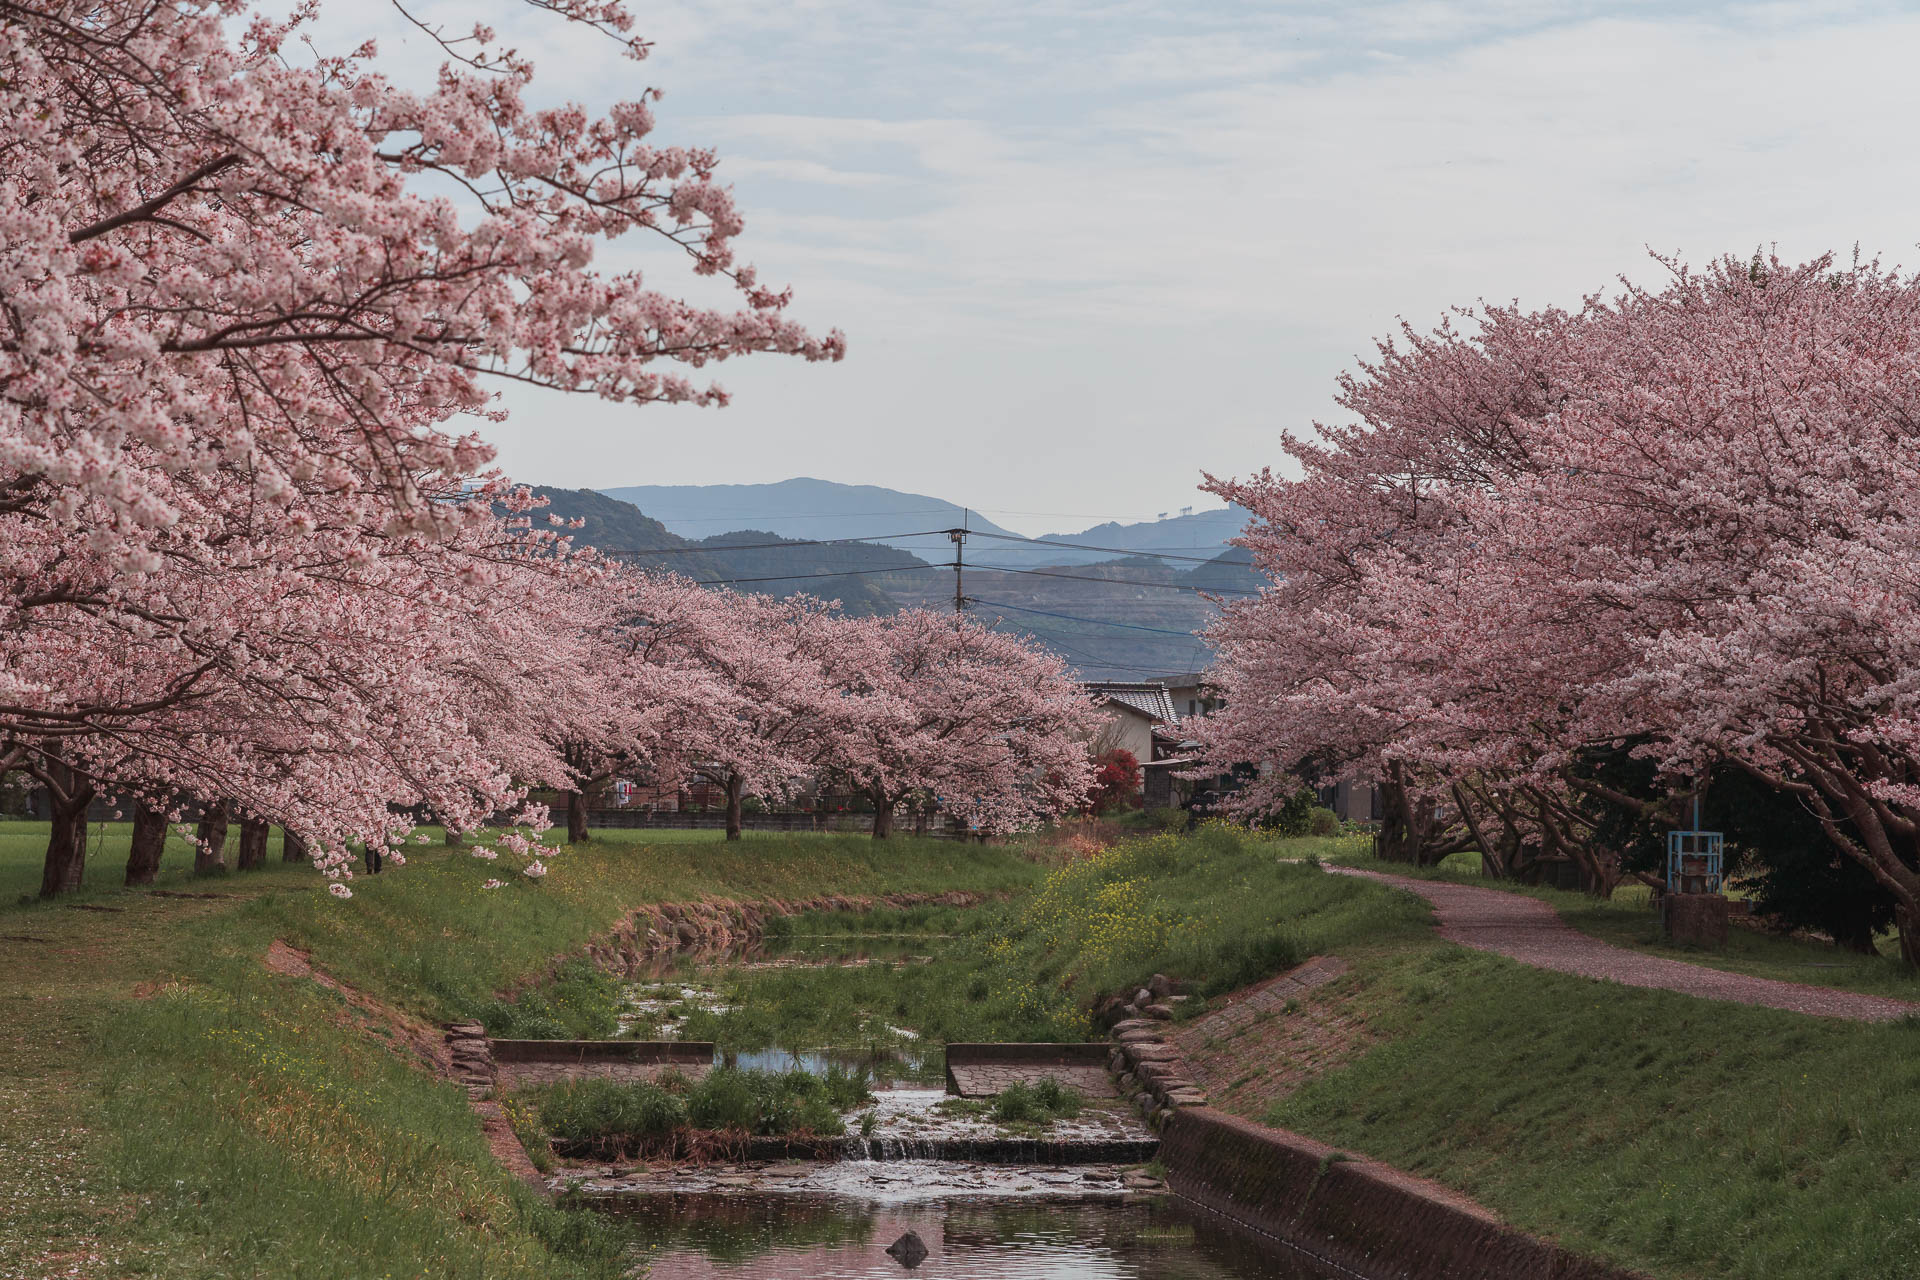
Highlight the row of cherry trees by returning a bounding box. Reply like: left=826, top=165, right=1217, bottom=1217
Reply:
left=1200, top=253, right=1920, bottom=966
left=1, top=0, right=1094, bottom=898
left=549, top=570, right=1098, bottom=845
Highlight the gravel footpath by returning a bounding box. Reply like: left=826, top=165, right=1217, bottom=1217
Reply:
left=1332, top=867, right=1920, bottom=1022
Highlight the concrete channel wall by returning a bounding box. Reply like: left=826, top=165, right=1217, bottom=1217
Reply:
left=1156, top=1108, right=1643, bottom=1280
left=1101, top=963, right=1645, bottom=1280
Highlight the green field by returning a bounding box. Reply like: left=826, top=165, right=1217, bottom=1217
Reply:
left=2, top=819, right=1915, bottom=1280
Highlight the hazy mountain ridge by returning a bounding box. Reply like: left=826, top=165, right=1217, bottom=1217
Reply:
left=534, top=482, right=1263, bottom=676
left=527, top=487, right=920, bottom=616
left=595, top=477, right=1022, bottom=565
left=596, top=477, right=1249, bottom=569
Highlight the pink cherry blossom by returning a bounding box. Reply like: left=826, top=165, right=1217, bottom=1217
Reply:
left=1202, top=252, right=1920, bottom=961
left=2, top=0, right=840, bottom=896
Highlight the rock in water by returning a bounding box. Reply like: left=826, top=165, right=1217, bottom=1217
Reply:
left=885, top=1230, right=929, bottom=1268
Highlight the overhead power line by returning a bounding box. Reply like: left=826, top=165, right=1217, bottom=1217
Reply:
left=614, top=528, right=952, bottom=556
left=693, top=565, right=942, bottom=587
left=968, top=598, right=1210, bottom=638
left=962, top=529, right=1233, bottom=565
left=989, top=566, right=1261, bottom=597
left=629, top=508, right=959, bottom=526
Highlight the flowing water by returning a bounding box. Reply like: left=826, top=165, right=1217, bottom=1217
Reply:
left=594, top=927, right=1341, bottom=1276
left=594, top=1192, right=1343, bottom=1278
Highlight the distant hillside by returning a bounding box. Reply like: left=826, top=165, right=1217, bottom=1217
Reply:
left=1182, top=544, right=1259, bottom=594
left=688, top=529, right=926, bottom=616
left=594, top=476, right=1249, bottom=569
left=595, top=478, right=1021, bottom=565
left=872, top=549, right=1261, bottom=680
left=978, top=505, right=1249, bottom=569
left=534, top=482, right=1264, bottom=676
left=527, top=487, right=923, bottom=616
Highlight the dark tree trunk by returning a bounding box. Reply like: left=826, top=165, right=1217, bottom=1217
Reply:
left=724, top=776, right=744, bottom=842
left=1900, top=905, right=1920, bottom=970
left=871, top=787, right=894, bottom=840
left=194, top=802, right=228, bottom=874
left=39, top=782, right=93, bottom=899
left=125, top=803, right=169, bottom=886
left=236, top=817, right=269, bottom=870
left=1833, top=922, right=1880, bottom=955
left=566, top=789, right=590, bottom=844
left=1376, top=777, right=1433, bottom=865
left=362, top=844, right=384, bottom=875
left=281, top=829, right=308, bottom=863
left=444, top=826, right=463, bottom=848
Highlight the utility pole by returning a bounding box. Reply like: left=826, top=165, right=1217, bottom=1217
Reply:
left=950, top=511, right=968, bottom=613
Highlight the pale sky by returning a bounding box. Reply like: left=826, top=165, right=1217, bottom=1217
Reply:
left=332, top=0, right=1920, bottom=535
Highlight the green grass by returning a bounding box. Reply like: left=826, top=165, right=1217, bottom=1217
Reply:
left=523, top=1065, right=876, bottom=1157
left=1327, top=848, right=1920, bottom=999
left=667, top=826, right=1411, bottom=1054
left=1265, top=940, right=1920, bottom=1279
left=9, top=815, right=1916, bottom=1280
left=0, top=821, right=1040, bottom=1278
left=990, top=1078, right=1083, bottom=1125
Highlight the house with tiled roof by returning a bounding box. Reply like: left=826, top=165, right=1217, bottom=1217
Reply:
left=1082, top=680, right=1181, bottom=797
left=1085, top=680, right=1178, bottom=726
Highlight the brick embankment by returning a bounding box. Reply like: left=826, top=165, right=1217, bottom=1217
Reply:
left=490, top=1038, right=714, bottom=1090
left=1167, top=957, right=1359, bottom=1116
left=945, top=1042, right=1113, bottom=1098
left=1332, top=868, right=1920, bottom=1022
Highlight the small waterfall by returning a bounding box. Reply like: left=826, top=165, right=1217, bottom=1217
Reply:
left=841, top=1134, right=946, bottom=1161
left=839, top=1134, right=1158, bottom=1164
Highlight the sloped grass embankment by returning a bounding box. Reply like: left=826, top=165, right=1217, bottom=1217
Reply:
left=0, top=826, right=1039, bottom=1279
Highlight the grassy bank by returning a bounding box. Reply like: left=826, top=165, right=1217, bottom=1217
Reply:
left=644, top=826, right=1393, bottom=1056
left=0, top=824, right=1040, bottom=1278
left=9, top=817, right=1915, bottom=1280
left=624, top=826, right=1920, bottom=1279
left=1262, top=936, right=1920, bottom=1279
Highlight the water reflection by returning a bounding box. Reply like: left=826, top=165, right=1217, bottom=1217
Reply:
left=722, top=1046, right=942, bottom=1085
left=595, top=1193, right=1337, bottom=1278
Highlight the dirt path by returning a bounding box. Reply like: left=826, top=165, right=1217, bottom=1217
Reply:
left=1333, top=867, right=1920, bottom=1022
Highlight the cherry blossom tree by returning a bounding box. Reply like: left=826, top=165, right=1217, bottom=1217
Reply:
left=828, top=610, right=1098, bottom=838
left=3, top=480, right=594, bottom=892
left=1, top=0, right=840, bottom=893
left=633, top=584, right=846, bottom=841
left=1, top=0, right=841, bottom=557
left=1203, top=252, right=1920, bottom=961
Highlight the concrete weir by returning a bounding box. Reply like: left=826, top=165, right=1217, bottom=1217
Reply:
left=489, top=1038, right=713, bottom=1090
left=942, top=1041, right=1113, bottom=1098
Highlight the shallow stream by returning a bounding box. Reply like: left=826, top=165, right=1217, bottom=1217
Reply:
left=591, top=924, right=1334, bottom=1277
left=593, top=1192, right=1340, bottom=1278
